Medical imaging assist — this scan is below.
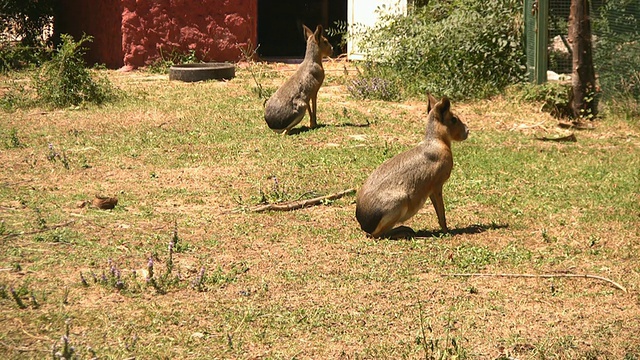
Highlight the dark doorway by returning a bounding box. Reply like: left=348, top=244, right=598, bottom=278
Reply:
left=258, top=0, right=346, bottom=58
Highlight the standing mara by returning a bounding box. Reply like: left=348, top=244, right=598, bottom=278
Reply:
left=264, top=24, right=333, bottom=135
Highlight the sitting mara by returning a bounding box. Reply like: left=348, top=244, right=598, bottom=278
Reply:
left=355, top=94, right=469, bottom=238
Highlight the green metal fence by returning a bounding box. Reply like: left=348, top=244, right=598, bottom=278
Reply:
left=524, top=0, right=548, bottom=84
left=525, top=0, right=640, bottom=99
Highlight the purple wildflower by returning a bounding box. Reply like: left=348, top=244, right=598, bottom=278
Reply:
left=147, top=257, right=154, bottom=280
left=80, top=272, right=89, bottom=287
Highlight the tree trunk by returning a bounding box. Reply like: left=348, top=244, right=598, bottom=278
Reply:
left=569, top=0, right=598, bottom=119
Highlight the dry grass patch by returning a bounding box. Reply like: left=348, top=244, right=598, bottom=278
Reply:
left=1, top=61, right=639, bottom=359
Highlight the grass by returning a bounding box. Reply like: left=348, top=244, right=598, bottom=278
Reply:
left=0, top=61, right=639, bottom=359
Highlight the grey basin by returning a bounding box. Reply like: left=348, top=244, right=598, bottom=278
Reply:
left=169, top=62, right=235, bottom=82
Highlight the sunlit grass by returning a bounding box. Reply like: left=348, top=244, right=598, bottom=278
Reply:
left=0, top=64, right=638, bottom=359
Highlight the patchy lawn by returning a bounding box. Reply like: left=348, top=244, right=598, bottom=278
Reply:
left=1, top=60, right=639, bottom=359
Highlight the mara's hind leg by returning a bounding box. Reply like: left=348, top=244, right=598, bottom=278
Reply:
left=370, top=202, right=410, bottom=238
left=281, top=100, right=308, bottom=134
left=309, top=92, right=318, bottom=129
left=282, top=112, right=305, bottom=135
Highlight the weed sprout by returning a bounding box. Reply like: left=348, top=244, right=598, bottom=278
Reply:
left=52, top=319, right=75, bottom=360
left=30, top=291, right=39, bottom=308
left=80, top=272, right=89, bottom=287
left=147, top=257, right=154, bottom=281
left=172, top=219, right=180, bottom=251
left=47, top=143, right=70, bottom=169
left=167, top=241, right=174, bottom=273
left=10, top=287, right=26, bottom=309
left=192, top=267, right=206, bottom=292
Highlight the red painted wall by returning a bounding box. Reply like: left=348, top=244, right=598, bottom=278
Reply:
left=55, top=0, right=124, bottom=68
left=55, top=0, right=257, bottom=69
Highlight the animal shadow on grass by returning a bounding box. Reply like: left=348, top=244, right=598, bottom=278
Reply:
left=285, top=121, right=370, bottom=135
left=287, top=124, right=327, bottom=135
left=379, top=223, right=510, bottom=240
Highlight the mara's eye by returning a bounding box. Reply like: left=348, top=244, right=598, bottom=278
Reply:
left=451, top=117, right=458, bottom=124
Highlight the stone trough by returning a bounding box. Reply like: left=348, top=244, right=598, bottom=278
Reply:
left=169, top=63, right=236, bottom=82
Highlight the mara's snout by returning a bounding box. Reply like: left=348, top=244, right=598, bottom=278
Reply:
left=459, top=124, right=469, bottom=141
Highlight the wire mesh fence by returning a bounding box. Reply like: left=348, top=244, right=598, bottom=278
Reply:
left=548, top=0, right=572, bottom=74
left=544, top=0, right=640, bottom=99
left=524, top=0, right=539, bottom=82
left=592, top=0, right=640, bottom=99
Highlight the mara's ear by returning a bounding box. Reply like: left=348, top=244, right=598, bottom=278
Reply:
left=434, top=96, right=451, bottom=116
left=426, top=93, right=438, bottom=113
left=303, top=24, right=313, bottom=40
left=314, top=25, right=324, bottom=40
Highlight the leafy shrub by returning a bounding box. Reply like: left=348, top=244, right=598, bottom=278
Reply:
left=0, top=0, right=54, bottom=47
left=352, top=0, right=526, bottom=99
left=33, top=34, right=116, bottom=108
left=587, top=0, right=640, bottom=120
left=1, top=34, right=118, bottom=111
left=0, top=0, right=54, bottom=71
left=0, top=43, right=50, bottom=72
left=147, top=48, right=200, bottom=74
left=511, top=82, right=573, bottom=118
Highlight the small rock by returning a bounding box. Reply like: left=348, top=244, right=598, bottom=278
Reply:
left=92, top=195, right=118, bottom=210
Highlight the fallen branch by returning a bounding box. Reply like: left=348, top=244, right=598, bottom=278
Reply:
left=535, top=133, right=577, bottom=142
left=232, top=188, right=356, bottom=213
left=558, top=120, right=594, bottom=130
left=440, top=273, right=627, bottom=293
left=1, top=220, right=76, bottom=240
left=0, top=340, right=46, bottom=353
left=510, top=121, right=547, bottom=131
left=28, top=111, right=48, bottom=116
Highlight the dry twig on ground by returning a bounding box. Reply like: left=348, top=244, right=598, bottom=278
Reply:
left=535, top=133, right=577, bottom=142
left=1, top=220, right=76, bottom=240
left=441, top=272, right=627, bottom=293
left=228, top=188, right=356, bottom=213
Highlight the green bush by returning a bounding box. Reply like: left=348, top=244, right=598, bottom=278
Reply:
left=147, top=48, right=200, bottom=74
left=33, top=34, right=116, bottom=108
left=352, top=0, right=526, bottom=100
left=511, top=82, right=573, bottom=118
left=0, top=0, right=54, bottom=47
left=1, top=34, right=118, bottom=111
left=0, top=43, right=50, bottom=72
left=0, top=0, right=55, bottom=71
